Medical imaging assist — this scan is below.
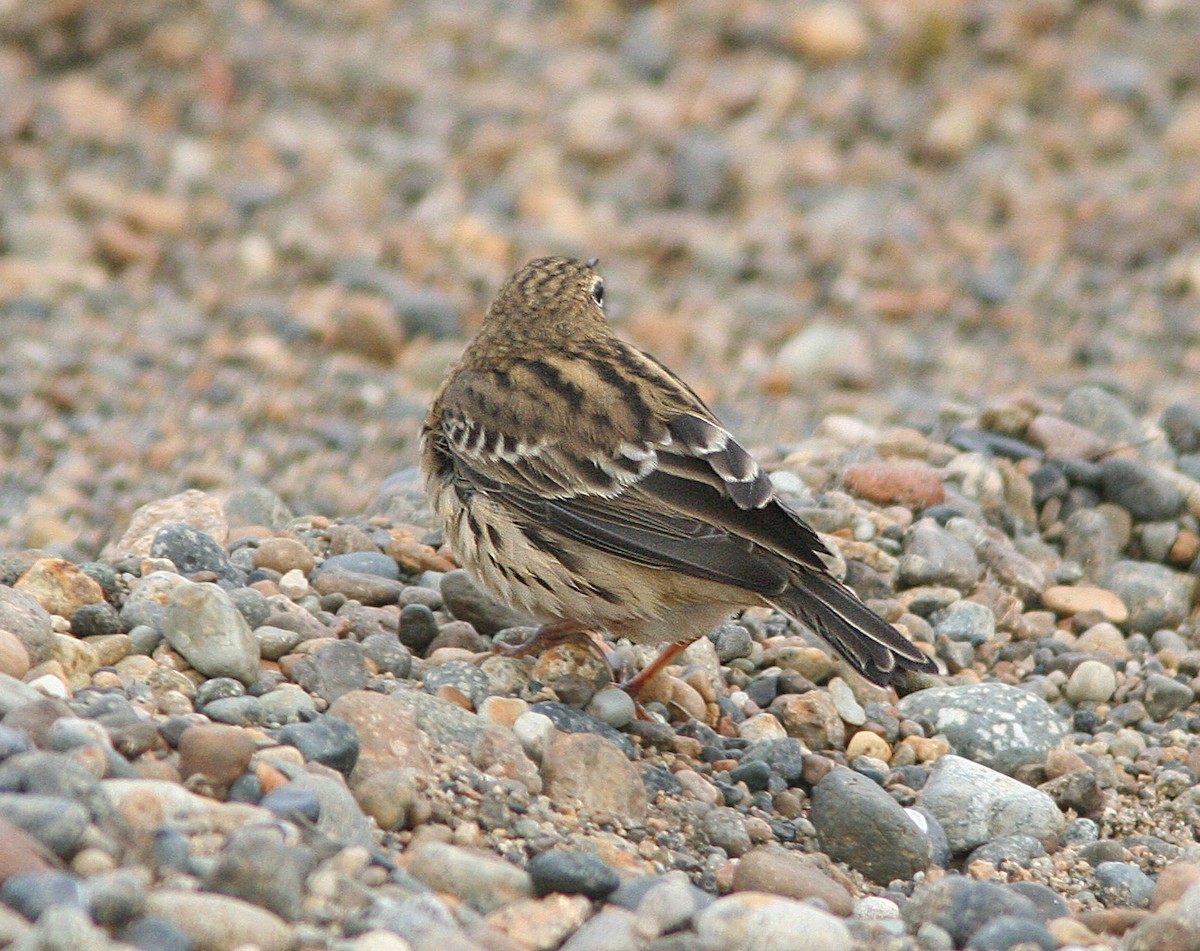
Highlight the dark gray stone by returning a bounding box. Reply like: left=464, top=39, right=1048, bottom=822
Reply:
left=811, top=766, right=931, bottom=885
left=1100, top=560, right=1197, bottom=633
left=206, top=826, right=316, bottom=919
left=528, top=850, right=620, bottom=900
left=904, top=878, right=1041, bottom=948
left=150, top=523, right=242, bottom=582
left=274, top=715, right=359, bottom=774
left=1099, top=458, right=1184, bottom=521
left=440, top=570, right=533, bottom=637
left=290, top=640, right=368, bottom=703
left=1093, top=861, right=1155, bottom=908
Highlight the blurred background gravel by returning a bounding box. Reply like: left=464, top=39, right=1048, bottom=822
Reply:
left=2, top=0, right=1200, bottom=556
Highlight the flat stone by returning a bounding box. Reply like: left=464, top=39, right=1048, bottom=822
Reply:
left=541, top=732, right=648, bottom=822
left=406, top=841, right=532, bottom=914
left=145, top=890, right=292, bottom=951
left=919, top=755, right=1065, bottom=854
left=696, top=892, right=853, bottom=951
left=731, top=848, right=853, bottom=914
left=1042, top=586, right=1128, bottom=623
left=14, top=559, right=105, bottom=618
left=898, top=683, right=1067, bottom=775
left=327, top=690, right=432, bottom=786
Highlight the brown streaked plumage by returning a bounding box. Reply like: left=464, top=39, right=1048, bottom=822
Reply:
left=421, top=256, right=938, bottom=691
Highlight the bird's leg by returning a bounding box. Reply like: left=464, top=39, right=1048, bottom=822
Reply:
left=492, top=618, right=600, bottom=658
left=619, top=638, right=697, bottom=698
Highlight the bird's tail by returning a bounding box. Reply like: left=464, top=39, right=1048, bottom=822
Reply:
left=767, top=570, right=938, bottom=685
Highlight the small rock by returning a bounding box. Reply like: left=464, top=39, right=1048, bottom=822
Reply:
left=274, top=715, right=359, bottom=774
left=1099, top=458, right=1184, bottom=521
left=904, top=877, right=1041, bottom=948
left=528, top=851, right=620, bottom=900
left=290, top=640, right=368, bottom=704
left=109, top=490, right=227, bottom=559
left=145, top=889, right=292, bottom=951
left=1093, top=862, right=1155, bottom=909
left=150, top=524, right=241, bottom=582
left=811, top=766, right=931, bottom=885
left=898, top=684, right=1067, bottom=775
left=1142, top=672, right=1195, bottom=721
left=1041, top=585, right=1129, bottom=623
left=919, top=755, right=1065, bottom=854
left=206, top=826, right=315, bottom=920
left=731, top=848, right=853, bottom=915
left=406, top=841, right=532, bottom=914
left=899, top=519, right=981, bottom=589
left=327, top=690, right=432, bottom=784
left=541, top=732, right=648, bottom=822
left=161, top=581, right=260, bottom=685
left=1100, top=560, right=1197, bottom=633
left=178, top=724, right=256, bottom=792
left=1064, top=660, right=1118, bottom=704
left=440, top=570, right=533, bottom=636
left=14, top=559, right=105, bottom=617
left=696, top=892, right=853, bottom=951
left=844, top=463, right=945, bottom=509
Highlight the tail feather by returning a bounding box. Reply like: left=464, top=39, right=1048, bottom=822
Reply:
left=768, top=570, right=937, bottom=685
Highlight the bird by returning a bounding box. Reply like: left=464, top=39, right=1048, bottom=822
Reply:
left=420, top=256, right=938, bottom=696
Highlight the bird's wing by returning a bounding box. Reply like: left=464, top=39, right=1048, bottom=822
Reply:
left=433, top=346, right=833, bottom=593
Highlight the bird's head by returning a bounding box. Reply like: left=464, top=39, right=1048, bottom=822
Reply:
left=481, top=256, right=609, bottom=344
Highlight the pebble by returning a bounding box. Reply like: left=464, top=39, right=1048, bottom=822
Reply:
left=904, top=877, right=1041, bottom=949
left=406, top=841, right=533, bottom=914
left=290, top=640, right=369, bottom=703
left=528, top=850, right=620, bottom=900
left=1041, top=585, right=1129, bottom=623
left=731, top=848, right=852, bottom=915
left=930, top=599, right=995, bottom=646
left=1100, top=560, right=1197, bottom=633
left=275, top=714, right=360, bottom=773
left=1099, top=458, right=1184, bottom=521
left=541, top=732, right=648, bottom=822
left=899, top=519, right=982, bottom=589
left=1142, top=672, right=1194, bottom=720
left=898, top=683, right=1067, bottom=775
left=327, top=690, right=432, bottom=783
left=1064, top=660, right=1119, bottom=704
left=150, top=524, right=242, bottom=582
left=161, top=580, right=261, bottom=685
left=440, top=570, right=532, bottom=636
left=145, top=890, right=293, bottom=951
left=1093, top=861, right=1156, bottom=909
left=206, top=825, right=315, bottom=920
left=14, top=558, right=105, bottom=618
left=178, top=723, right=256, bottom=791
left=695, top=892, right=852, bottom=951
left=810, top=766, right=931, bottom=885
left=0, top=794, right=89, bottom=858
left=919, top=755, right=1065, bottom=854
left=0, top=587, right=55, bottom=666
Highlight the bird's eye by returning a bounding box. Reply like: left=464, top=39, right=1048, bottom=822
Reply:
left=591, top=280, right=604, bottom=307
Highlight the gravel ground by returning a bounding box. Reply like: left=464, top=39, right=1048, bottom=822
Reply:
left=1, top=2, right=1200, bottom=950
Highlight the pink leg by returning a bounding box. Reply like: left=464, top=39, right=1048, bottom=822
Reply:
left=619, top=638, right=697, bottom=698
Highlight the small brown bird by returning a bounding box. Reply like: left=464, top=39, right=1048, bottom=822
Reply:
left=421, top=257, right=937, bottom=694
